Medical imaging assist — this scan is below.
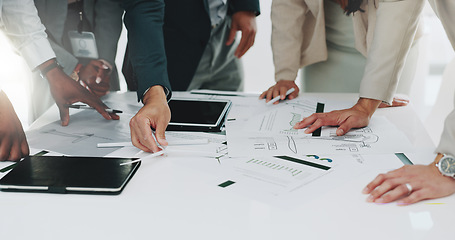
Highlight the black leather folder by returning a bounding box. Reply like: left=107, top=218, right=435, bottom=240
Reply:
left=0, top=156, right=140, bottom=195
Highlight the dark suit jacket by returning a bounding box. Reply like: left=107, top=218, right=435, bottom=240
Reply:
left=122, top=0, right=260, bottom=101
left=122, top=0, right=171, bottom=101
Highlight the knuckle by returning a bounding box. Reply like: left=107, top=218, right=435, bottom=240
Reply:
left=0, top=152, right=8, bottom=161
left=412, top=190, right=423, bottom=199
left=377, top=174, right=386, bottom=181
left=382, top=194, right=393, bottom=202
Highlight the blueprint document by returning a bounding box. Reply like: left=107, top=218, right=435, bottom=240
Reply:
left=26, top=99, right=227, bottom=157
left=226, top=97, right=414, bottom=157
left=26, top=108, right=133, bottom=157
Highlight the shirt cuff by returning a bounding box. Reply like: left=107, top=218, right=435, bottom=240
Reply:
left=20, top=38, right=56, bottom=70
left=141, top=85, right=171, bottom=103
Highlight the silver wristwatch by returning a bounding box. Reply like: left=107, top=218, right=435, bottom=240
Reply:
left=436, top=154, right=455, bottom=179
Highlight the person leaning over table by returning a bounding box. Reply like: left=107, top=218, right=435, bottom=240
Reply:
left=262, top=0, right=422, bottom=107
left=120, top=0, right=172, bottom=153
left=29, top=0, right=124, bottom=122
left=363, top=0, right=455, bottom=205
left=122, top=0, right=260, bottom=92
left=120, top=0, right=259, bottom=153
left=0, top=0, right=119, bottom=161
left=261, top=0, right=424, bottom=137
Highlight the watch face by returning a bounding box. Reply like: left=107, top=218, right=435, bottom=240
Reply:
left=440, top=156, right=455, bottom=175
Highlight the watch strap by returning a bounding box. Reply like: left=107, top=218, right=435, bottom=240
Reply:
left=39, top=59, right=63, bottom=79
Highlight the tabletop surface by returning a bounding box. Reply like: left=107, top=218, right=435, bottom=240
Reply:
left=0, top=91, right=450, bottom=240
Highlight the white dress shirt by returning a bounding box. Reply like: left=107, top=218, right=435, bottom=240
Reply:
left=0, top=0, right=55, bottom=70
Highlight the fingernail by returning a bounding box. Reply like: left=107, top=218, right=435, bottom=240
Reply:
left=102, top=64, right=109, bottom=69
left=304, top=129, right=310, bottom=134
left=366, top=195, right=375, bottom=202
left=96, top=77, right=102, bottom=84
left=375, top=198, right=384, bottom=203
left=362, top=187, right=369, bottom=194
left=336, top=129, right=344, bottom=135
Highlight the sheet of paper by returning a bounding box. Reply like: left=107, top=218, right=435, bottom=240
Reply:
left=220, top=154, right=334, bottom=196
left=207, top=153, right=407, bottom=206
left=26, top=109, right=132, bottom=157
left=226, top=97, right=414, bottom=157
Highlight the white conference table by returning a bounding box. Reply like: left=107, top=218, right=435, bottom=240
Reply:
left=0, top=91, right=452, bottom=240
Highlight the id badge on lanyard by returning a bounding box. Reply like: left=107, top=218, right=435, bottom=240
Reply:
left=68, top=0, right=98, bottom=59
left=68, top=31, right=99, bottom=59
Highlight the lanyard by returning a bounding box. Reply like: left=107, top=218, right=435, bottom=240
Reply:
left=76, top=0, right=84, bottom=33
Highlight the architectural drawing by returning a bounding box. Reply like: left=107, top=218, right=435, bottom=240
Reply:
left=226, top=96, right=413, bottom=157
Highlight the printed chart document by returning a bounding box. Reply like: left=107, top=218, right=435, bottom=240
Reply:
left=220, top=154, right=334, bottom=196
left=214, top=153, right=408, bottom=203
left=226, top=96, right=414, bottom=157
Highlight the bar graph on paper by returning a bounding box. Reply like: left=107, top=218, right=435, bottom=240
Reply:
left=246, top=158, right=303, bottom=177
left=230, top=156, right=333, bottom=190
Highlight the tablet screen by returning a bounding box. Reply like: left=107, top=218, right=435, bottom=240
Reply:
left=168, top=99, right=231, bottom=127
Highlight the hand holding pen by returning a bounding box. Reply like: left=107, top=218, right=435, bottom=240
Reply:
left=260, top=80, right=300, bottom=104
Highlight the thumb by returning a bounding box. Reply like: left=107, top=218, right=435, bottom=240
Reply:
left=226, top=25, right=237, bottom=46
left=154, top=121, right=168, bottom=147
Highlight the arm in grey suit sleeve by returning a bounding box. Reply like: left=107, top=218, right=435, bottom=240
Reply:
left=48, top=39, right=78, bottom=76
left=121, top=0, right=171, bottom=102
left=93, top=0, right=124, bottom=66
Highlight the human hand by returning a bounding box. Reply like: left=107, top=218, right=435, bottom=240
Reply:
left=226, top=11, right=257, bottom=58
left=0, top=91, right=29, bottom=161
left=41, top=60, right=119, bottom=126
left=378, top=96, right=409, bottom=108
left=129, top=85, right=171, bottom=153
left=294, top=98, right=381, bottom=136
left=78, top=60, right=111, bottom=97
left=362, top=159, right=455, bottom=205
left=259, top=80, right=300, bottom=104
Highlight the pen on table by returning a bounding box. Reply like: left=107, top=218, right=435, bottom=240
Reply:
left=120, top=150, right=166, bottom=166
left=66, top=104, right=123, bottom=114
left=97, top=138, right=209, bottom=148
left=119, top=147, right=218, bottom=166
left=190, top=89, right=260, bottom=97
left=266, top=88, right=296, bottom=105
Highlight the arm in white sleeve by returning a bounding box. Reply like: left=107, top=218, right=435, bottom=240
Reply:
left=430, top=0, right=455, bottom=156
left=0, top=0, right=55, bottom=70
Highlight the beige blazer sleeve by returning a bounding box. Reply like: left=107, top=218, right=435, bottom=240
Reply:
left=271, top=0, right=327, bottom=82
left=359, top=0, right=425, bottom=104
left=430, top=0, right=455, bottom=156
left=272, top=0, right=424, bottom=105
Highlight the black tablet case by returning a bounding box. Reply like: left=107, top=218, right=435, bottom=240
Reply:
left=0, top=156, right=140, bottom=195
